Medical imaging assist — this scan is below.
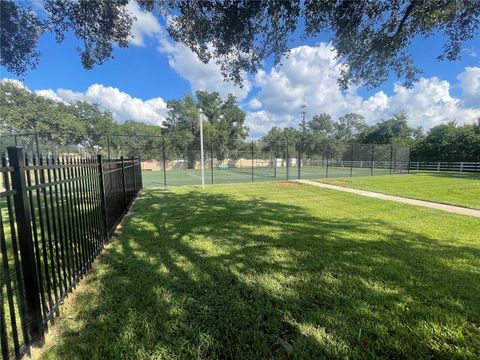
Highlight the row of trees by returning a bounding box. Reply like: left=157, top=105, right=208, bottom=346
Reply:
left=260, top=112, right=480, bottom=162
left=0, top=82, right=249, bottom=164
left=1, top=81, right=479, bottom=162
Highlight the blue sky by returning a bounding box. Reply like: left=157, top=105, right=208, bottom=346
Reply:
left=1, top=2, right=479, bottom=137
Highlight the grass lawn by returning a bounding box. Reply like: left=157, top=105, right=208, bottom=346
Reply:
left=316, top=171, right=480, bottom=210
left=36, top=183, right=480, bottom=359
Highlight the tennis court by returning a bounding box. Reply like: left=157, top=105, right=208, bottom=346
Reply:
left=142, top=164, right=398, bottom=188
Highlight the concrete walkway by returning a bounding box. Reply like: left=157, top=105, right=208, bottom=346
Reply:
left=296, top=179, right=480, bottom=218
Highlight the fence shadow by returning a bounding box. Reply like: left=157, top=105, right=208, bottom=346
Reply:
left=40, top=188, right=480, bottom=359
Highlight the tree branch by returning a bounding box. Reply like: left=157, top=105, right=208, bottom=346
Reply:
left=392, top=1, right=418, bottom=40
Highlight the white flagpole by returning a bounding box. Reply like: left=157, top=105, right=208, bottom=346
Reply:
left=199, top=110, right=205, bottom=189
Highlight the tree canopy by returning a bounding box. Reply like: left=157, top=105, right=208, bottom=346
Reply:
left=259, top=111, right=479, bottom=162
left=2, top=0, right=479, bottom=88
left=411, top=120, right=480, bottom=161
left=164, top=90, right=248, bottom=164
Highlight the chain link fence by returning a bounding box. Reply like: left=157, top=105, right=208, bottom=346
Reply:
left=1, top=133, right=411, bottom=189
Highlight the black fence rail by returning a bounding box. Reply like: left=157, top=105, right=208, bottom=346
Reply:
left=1, top=147, right=142, bottom=359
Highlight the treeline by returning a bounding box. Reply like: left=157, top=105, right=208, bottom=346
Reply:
left=0, top=81, right=160, bottom=156
left=1, top=81, right=479, bottom=162
left=260, top=112, right=480, bottom=162
left=0, top=82, right=249, bottom=163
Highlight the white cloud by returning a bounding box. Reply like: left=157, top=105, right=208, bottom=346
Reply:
left=245, top=111, right=300, bottom=138
left=375, top=78, right=478, bottom=129
left=34, top=89, right=65, bottom=103
left=1, top=78, right=29, bottom=90
left=126, top=1, right=162, bottom=46
left=36, top=83, right=168, bottom=125
left=458, top=67, right=480, bottom=108
left=158, top=36, right=251, bottom=100
left=247, top=43, right=480, bottom=134
left=253, top=44, right=353, bottom=117
left=248, top=98, right=262, bottom=110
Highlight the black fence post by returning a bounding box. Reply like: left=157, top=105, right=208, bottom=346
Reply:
left=121, top=156, right=128, bottom=209
left=97, top=155, right=109, bottom=238
left=350, top=144, right=354, bottom=178
left=389, top=145, right=393, bottom=175
left=251, top=140, right=254, bottom=182
left=162, top=135, right=167, bottom=188
left=7, top=146, right=44, bottom=341
left=139, top=156, right=143, bottom=190
left=371, top=144, right=375, bottom=176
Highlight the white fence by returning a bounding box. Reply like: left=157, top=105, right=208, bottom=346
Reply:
left=303, top=160, right=480, bottom=173
left=409, top=161, right=480, bottom=172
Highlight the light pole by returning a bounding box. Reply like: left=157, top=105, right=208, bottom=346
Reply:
left=199, top=109, right=206, bottom=189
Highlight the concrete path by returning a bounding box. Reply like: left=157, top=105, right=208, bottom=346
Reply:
left=296, top=179, right=480, bottom=218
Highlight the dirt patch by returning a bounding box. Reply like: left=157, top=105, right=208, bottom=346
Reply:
left=272, top=182, right=299, bottom=188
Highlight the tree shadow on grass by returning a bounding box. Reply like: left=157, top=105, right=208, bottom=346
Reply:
left=41, top=188, right=480, bottom=360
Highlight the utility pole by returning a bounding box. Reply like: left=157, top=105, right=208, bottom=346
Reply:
left=300, top=104, right=307, bottom=130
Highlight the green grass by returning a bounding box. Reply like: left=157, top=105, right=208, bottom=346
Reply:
left=38, top=183, right=480, bottom=359
left=317, top=171, right=480, bottom=210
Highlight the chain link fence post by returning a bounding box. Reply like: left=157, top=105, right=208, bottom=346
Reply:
left=286, top=138, right=289, bottom=181
left=298, top=141, right=302, bottom=179
left=350, top=144, right=354, bottom=178
left=390, top=145, right=394, bottom=175
left=326, top=143, right=329, bottom=178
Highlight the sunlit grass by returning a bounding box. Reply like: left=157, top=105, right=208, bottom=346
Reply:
left=317, top=171, right=480, bottom=209
left=36, top=183, right=480, bottom=359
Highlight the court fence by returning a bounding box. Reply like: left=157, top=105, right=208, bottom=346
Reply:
left=1, top=147, right=142, bottom=359
left=0, top=133, right=412, bottom=188
left=139, top=139, right=411, bottom=188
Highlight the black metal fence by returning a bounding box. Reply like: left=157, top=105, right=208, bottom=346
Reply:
left=1, top=147, right=142, bottom=359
